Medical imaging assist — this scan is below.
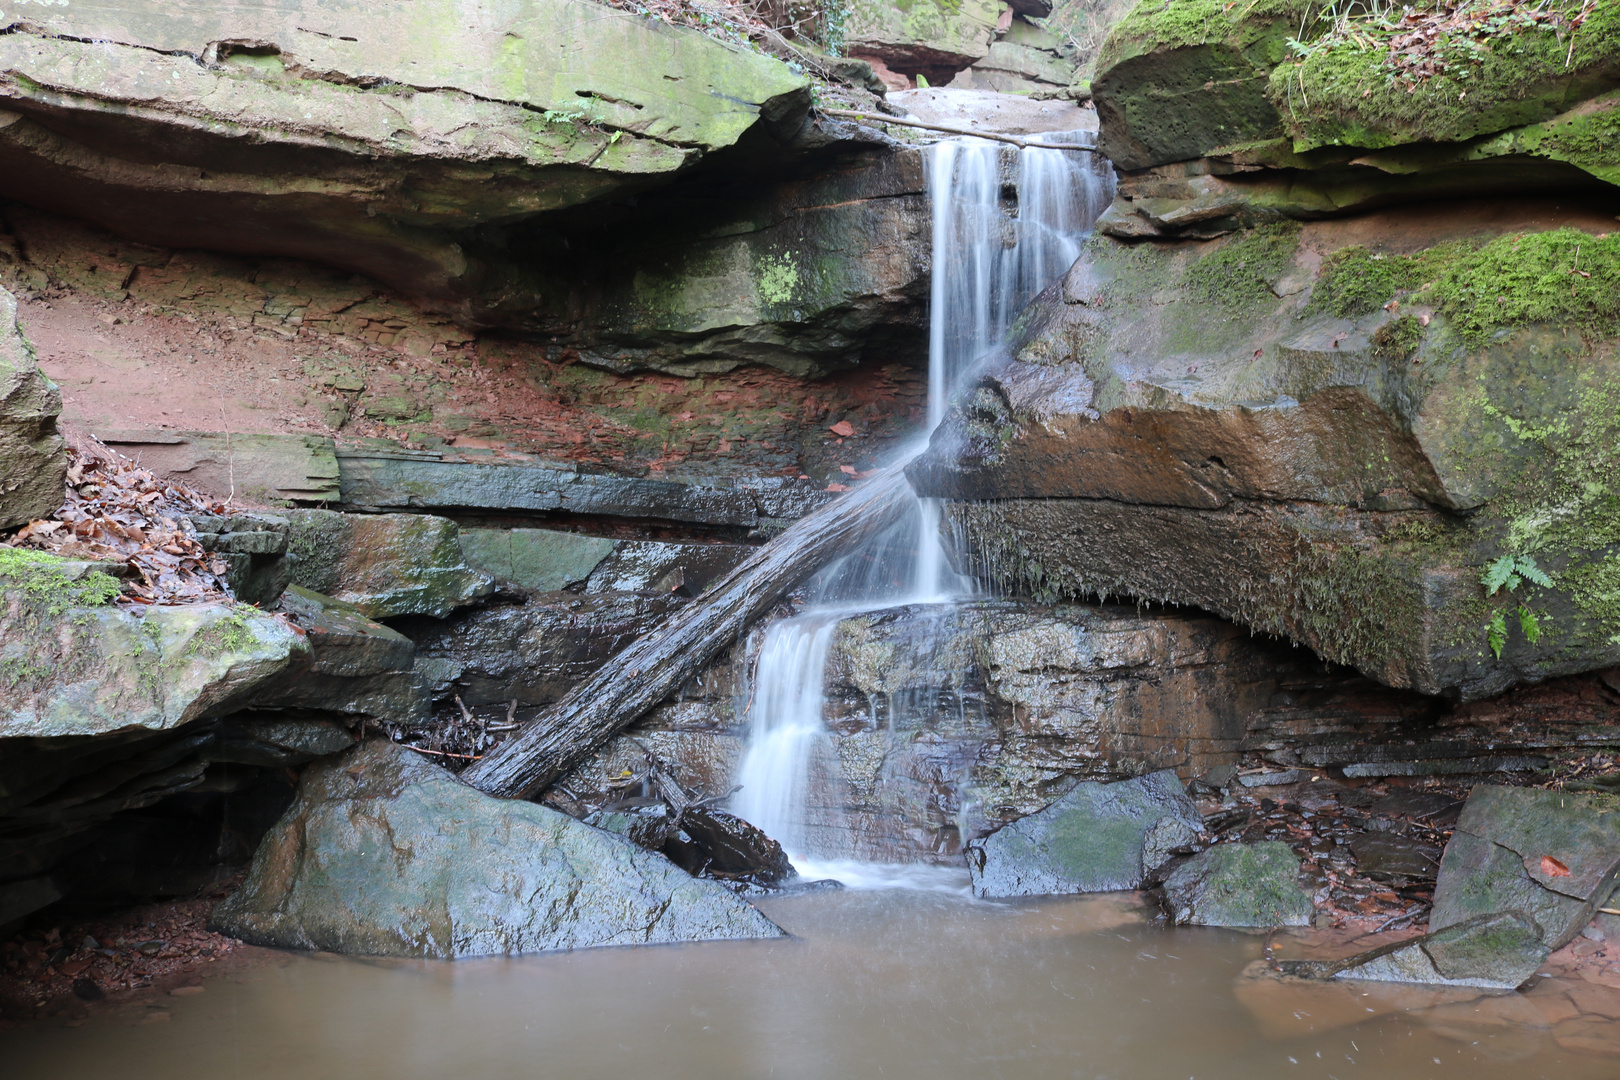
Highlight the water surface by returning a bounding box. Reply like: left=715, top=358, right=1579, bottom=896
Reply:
left=6, top=887, right=1611, bottom=1080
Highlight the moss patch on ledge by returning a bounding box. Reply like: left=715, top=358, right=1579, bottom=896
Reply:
left=0, top=548, right=121, bottom=614
left=1271, top=0, right=1620, bottom=152
left=1098, top=0, right=1312, bottom=71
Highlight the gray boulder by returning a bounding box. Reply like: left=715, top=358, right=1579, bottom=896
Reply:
left=1287, top=784, right=1620, bottom=990
left=0, top=284, right=66, bottom=529
left=1323, top=912, right=1551, bottom=991
left=967, top=768, right=1203, bottom=897
left=211, top=740, right=785, bottom=958
left=1162, top=841, right=1314, bottom=928
left=1431, top=784, right=1620, bottom=949
left=283, top=509, right=492, bottom=619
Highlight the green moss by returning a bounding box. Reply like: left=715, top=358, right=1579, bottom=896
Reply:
left=1272, top=0, right=1619, bottom=152
left=1101, top=0, right=1312, bottom=69
left=1424, top=228, right=1620, bottom=348
left=1564, top=554, right=1620, bottom=644
left=1183, top=221, right=1302, bottom=312
left=1372, top=314, right=1426, bottom=360
left=1309, top=245, right=1434, bottom=317
left=0, top=548, right=122, bottom=614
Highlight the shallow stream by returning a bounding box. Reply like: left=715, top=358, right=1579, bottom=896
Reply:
left=7, top=884, right=1612, bottom=1080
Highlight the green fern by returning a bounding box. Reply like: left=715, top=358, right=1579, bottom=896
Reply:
left=1481, top=554, right=1553, bottom=657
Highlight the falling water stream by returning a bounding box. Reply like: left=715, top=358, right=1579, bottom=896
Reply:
left=732, top=132, right=1114, bottom=880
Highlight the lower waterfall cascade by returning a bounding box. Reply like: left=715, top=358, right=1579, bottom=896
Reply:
left=730, top=132, right=1116, bottom=878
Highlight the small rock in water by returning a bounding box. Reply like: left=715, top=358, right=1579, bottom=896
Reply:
left=70, top=978, right=104, bottom=1001
left=1162, top=842, right=1314, bottom=927
left=967, top=769, right=1204, bottom=898
left=664, top=805, right=796, bottom=889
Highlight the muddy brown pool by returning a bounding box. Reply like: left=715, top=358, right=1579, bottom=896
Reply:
left=4, top=886, right=1615, bottom=1080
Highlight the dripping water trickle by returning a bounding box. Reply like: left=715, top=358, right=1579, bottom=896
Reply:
left=731, top=130, right=1114, bottom=884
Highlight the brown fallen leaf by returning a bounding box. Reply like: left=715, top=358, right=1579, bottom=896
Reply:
left=1540, top=855, right=1571, bottom=878
left=828, top=420, right=856, bottom=437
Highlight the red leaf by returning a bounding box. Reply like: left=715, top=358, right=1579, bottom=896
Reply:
left=839, top=465, right=857, bottom=475
left=828, top=420, right=856, bottom=437
left=1539, top=855, right=1571, bottom=878
left=825, top=482, right=851, bottom=493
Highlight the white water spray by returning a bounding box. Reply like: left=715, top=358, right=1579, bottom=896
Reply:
left=731, top=127, right=1114, bottom=881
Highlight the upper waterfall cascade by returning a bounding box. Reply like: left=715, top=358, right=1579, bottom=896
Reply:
left=731, top=132, right=1115, bottom=876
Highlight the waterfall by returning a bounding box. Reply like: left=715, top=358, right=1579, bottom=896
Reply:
left=731, top=129, right=1114, bottom=876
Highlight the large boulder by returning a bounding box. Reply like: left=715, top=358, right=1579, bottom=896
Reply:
left=211, top=739, right=785, bottom=957
left=0, top=284, right=65, bottom=528
left=967, top=768, right=1204, bottom=897
left=283, top=509, right=492, bottom=619
left=1, top=549, right=304, bottom=738
left=0, top=0, right=811, bottom=327
left=912, top=207, right=1620, bottom=700
left=1162, top=841, right=1314, bottom=927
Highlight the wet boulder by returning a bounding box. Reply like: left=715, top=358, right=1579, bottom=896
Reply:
left=1430, top=785, right=1620, bottom=952
left=967, top=769, right=1203, bottom=897
left=252, top=585, right=427, bottom=725
left=283, top=509, right=492, bottom=619
left=1162, top=841, right=1314, bottom=928
left=664, top=805, right=796, bottom=889
left=1320, top=911, right=1552, bottom=991
left=212, top=740, right=785, bottom=957
left=0, top=284, right=66, bottom=529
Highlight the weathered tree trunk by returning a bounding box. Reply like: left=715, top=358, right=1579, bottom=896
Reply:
left=462, top=465, right=918, bottom=799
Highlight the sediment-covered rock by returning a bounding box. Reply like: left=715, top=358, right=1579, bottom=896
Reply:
left=211, top=740, right=785, bottom=957
left=0, top=284, right=65, bottom=529
left=283, top=509, right=492, bottom=619
left=1162, top=841, right=1314, bottom=927
left=846, top=0, right=1003, bottom=85
left=967, top=768, right=1203, bottom=897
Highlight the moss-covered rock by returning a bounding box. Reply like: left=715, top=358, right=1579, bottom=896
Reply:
left=1092, top=0, right=1620, bottom=195
left=910, top=207, right=1620, bottom=699
left=1, top=549, right=304, bottom=737
left=0, top=285, right=65, bottom=529
left=966, top=768, right=1204, bottom=897
left=1092, top=0, right=1313, bottom=168
left=845, top=0, right=1004, bottom=82
left=1162, top=841, right=1314, bottom=927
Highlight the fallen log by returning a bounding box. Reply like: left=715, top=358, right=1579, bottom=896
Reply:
left=462, top=464, right=918, bottom=799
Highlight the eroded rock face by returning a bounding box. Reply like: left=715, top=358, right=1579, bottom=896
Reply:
left=0, top=284, right=64, bottom=528
left=283, top=509, right=492, bottom=619
left=912, top=203, right=1620, bottom=700
left=1, top=551, right=304, bottom=738
left=0, top=0, right=810, bottom=327
left=966, top=768, right=1203, bottom=897
left=1162, top=842, right=1313, bottom=927
left=211, top=739, right=785, bottom=957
